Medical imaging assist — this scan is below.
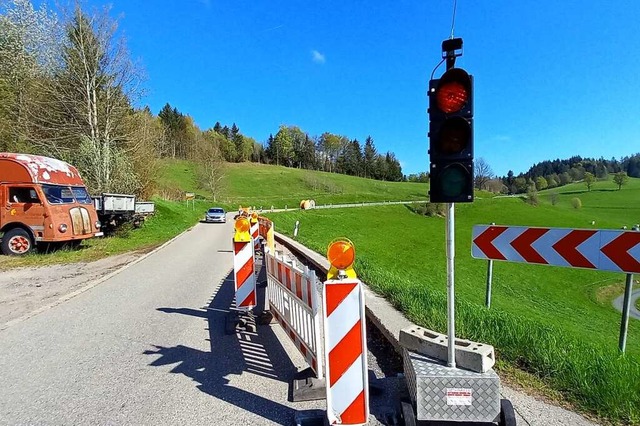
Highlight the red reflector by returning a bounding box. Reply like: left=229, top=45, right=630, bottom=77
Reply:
left=437, top=81, right=468, bottom=113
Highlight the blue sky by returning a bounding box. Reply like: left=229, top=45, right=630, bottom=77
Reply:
left=84, top=0, right=640, bottom=177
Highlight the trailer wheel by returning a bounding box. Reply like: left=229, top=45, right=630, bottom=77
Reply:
left=400, top=399, right=416, bottom=426
left=499, top=399, right=517, bottom=426
left=1, top=228, right=33, bottom=256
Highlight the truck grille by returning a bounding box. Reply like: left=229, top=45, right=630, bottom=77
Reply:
left=69, top=207, right=91, bottom=235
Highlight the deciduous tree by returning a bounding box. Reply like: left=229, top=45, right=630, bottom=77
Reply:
left=474, top=157, right=493, bottom=190
left=613, top=171, right=628, bottom=190
left=584, top=172, right=595, bottom=191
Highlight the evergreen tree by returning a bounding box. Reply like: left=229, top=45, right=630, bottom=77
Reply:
left=301, top=135, right=317, bottom=169
left=363, top=136, right=376, bottom=178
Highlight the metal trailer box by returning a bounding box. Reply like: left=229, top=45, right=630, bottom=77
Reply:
left=404, top=349, right=501, bottom=422
left=135, top=201, right=155, bottom=215
left=101, top=193, right=135, bottom=213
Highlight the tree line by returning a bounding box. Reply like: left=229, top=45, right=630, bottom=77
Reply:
left=0, top=1, right=406, bottom=202
left=499, top=155, right=640, bottom=194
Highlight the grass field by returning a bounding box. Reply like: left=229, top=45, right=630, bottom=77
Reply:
left=266, top=176, right=640, bottom=424
left=221, top=162, right=428, bottom=207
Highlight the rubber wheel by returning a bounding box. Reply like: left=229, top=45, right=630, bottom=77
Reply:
left=1, top=228, right=33, bottom=256
left=400, top=400, right=416, bottom=426
left=499, top=398, right=517, bottom=426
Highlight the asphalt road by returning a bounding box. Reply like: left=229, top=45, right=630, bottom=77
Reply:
left=613, top=287, right=640, bottom=320
left=0, top=218, right=323, bottom=425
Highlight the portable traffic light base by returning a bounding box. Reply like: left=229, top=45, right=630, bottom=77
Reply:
left=403, top=350, right=502, bottom=423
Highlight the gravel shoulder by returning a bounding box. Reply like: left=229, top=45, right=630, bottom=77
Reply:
left=0, top=252, right=142, bottom=327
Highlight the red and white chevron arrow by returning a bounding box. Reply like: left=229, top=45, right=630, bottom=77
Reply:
left=472, top=225, right=640, bottom=274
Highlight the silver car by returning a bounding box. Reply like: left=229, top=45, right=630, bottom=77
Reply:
left=204, top=207, right=226, bottom=223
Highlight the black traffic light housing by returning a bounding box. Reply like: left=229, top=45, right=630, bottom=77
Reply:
left=428, top=67, right=474, bottom=203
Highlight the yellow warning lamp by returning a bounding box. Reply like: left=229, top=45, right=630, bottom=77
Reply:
left=250, top=211, right=259, bottom=224
left=327, top=238, right=357, bottom=280
left=234, top=217, right=251, bottom=242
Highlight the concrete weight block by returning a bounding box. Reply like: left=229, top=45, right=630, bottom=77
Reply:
left=399, top=325, right=495, bottom=373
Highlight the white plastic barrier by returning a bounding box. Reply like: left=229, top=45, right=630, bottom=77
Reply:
left=266, top=251, right=323, bottom=379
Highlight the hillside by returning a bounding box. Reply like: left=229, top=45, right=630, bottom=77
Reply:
left=158, top=159, right=429, bottom=207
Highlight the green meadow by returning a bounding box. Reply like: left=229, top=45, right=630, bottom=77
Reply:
left=267, top=176, right=640, bottom=424
left=158, top=159, right=428, bottom=208
left=223, top=162, right=427, bottom=207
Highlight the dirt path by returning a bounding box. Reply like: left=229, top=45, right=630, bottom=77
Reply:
left=0, top=252, right=142, bottom=326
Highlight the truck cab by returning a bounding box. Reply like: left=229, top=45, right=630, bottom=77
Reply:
left=0, top=153, right=103, bottom=255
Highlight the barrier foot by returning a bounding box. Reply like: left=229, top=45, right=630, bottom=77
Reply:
left=294, top=409, right=326, bottom=426
left=291, top=368, right=326, bottom=402
left=224, top=311, right=256, bottom=335
left=255, top=311, right=273, bottom=325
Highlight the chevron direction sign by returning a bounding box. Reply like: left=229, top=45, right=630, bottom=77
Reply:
left=472, top=225, right=640, bottom=274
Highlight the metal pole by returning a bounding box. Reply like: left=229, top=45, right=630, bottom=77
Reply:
left=485, top=260, right=493, bottom=308
left=446, top=202, right=456, bottom=368
left=619, top=273, right=634, bottom=353
left=485, top=222, right=496, bottom=309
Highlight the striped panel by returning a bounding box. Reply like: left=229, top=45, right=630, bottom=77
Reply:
left=324, top=279, right=368, bottom=425
left=233, top=240, right=256, bottom=309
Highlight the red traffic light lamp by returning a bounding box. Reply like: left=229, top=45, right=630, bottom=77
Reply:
left=428, top=66, right=474, bottom=203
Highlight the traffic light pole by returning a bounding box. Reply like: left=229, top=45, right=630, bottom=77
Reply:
left=442, top=39, right=462, bottom=369
left=446, top=202, right=456, bottom=368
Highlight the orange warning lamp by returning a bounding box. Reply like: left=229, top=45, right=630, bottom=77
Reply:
left=250, top=212, right=259, bottom=223
left=327, top=238, right=357, bottom=280
left=234, top=217, right=251, bottom=242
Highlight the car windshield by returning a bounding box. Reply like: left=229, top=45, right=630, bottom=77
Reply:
left=208, top=208, right=224, bottom=214
left=42, top=184, right=91, bottom=205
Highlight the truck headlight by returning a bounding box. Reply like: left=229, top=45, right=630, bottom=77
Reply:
left=59, top=224, right=68, bottom=233
left=95, top=220, right=102, bottom=229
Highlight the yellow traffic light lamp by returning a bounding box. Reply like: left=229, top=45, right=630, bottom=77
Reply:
left=327, top=238, right=357, bottom=280
left=234, top=217, right=251, bottom=242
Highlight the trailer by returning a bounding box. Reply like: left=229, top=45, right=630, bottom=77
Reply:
left=92, top=193, right=136, bottom=233
left=134, top=201, right=155, bottom=217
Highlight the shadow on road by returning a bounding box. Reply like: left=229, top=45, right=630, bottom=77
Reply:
left=146, top=266, right=303, bottom=424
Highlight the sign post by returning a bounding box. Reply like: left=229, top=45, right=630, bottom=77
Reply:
left=619, top=273, right=635, bottom=352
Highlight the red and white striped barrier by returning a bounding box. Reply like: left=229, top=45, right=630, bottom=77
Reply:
left=266, top=251, right=323, bottom=379
left=234, top=239, right=256, bottom=310
left=323, top=277, right=369, bottom=425
left=250, top=220, right=260, bottom=251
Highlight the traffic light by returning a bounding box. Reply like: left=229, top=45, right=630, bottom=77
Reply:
left=428, top=67, right=474, bottom=203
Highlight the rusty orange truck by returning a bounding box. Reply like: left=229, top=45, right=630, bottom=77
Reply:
left=0, top=153, right=103, bottom=255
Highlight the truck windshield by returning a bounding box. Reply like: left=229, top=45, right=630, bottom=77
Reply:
left=42, top=184, right=90, bottom=204
left=71, top=187, right=92, bottom=204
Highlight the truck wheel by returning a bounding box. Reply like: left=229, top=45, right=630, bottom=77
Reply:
left=400, top=399, right=416, bottom=426
left=1, top=228, right=34, bottom=256
left=499, top=399, right=517, bottom=426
